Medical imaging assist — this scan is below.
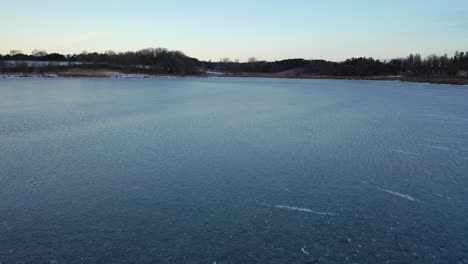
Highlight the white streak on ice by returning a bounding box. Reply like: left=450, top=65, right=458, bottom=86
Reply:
left=378, top=188, right=416, bottom=202
left=301, top=247, right=310, bottom=255
left=391, top=149, right=420, bottom=156
left=206, top=71, right=226, bottom=76
left=434, top=193, right=451, bottom=199
left=422, top=144, right=456, bottom=151
left=271, top=205, right=338, bottom=216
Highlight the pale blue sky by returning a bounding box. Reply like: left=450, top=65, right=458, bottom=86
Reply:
left=1, top=0, right=467, bottom=61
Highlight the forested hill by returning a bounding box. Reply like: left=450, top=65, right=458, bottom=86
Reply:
left=208, top=53, right=468, bottom=77
left=0, top=48, right=201, bottom=75
left=1, top=48, right=468, bottom=77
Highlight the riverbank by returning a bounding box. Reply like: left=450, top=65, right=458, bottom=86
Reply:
left=225, top=72, right=468, bottom=85
left=0, top=69, right=177, bottom=79
left=1, top=69, right=467, bottom=85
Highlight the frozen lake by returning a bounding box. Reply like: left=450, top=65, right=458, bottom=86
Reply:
left=0, top=78, right=467, bottom=263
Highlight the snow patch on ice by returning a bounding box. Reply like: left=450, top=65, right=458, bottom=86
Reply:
left=0, top=73, right=59, bottom=79
left=206, top=70, right=226, bottom=76
left=101, top=71, right=157, bottom=78
left=301, top=247, right=311, bottom=255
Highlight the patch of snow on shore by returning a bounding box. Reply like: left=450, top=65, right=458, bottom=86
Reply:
left=206, top=70, right=226, bottom=76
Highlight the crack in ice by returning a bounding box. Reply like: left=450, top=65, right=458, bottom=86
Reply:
left=270, top=205, right=338, bottom=216
left=377, top=188, right=416, bottom=202
left=422, top=144, right=456, bottom=151
left=391, top=149, right=421, bottom=156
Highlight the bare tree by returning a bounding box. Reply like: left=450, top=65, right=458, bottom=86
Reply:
left=424, top=54, right=439, bottom=76
left=248, top=57, right=258, bottom=63
left=220, top=58, right=231, bottom=63
left=31, top=49, right=48, bottom=57
left=105, top=50, right=117, bottom=56
left=9, top=50, right=23, bottom=56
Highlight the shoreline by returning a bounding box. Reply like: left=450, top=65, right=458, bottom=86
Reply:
left=223, top=73, right=468, bottom=85
left=1, top=70, right=467, bottom=86
left=0, top=70, right=178, bottom=79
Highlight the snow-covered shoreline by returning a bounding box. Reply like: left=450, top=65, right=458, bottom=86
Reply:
left=0, top=71, right=177, bottom=79
left=2, top=72, right=467, bottom=86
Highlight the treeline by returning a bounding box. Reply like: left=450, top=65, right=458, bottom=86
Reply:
left=206, top=52, right=468, bottom=77
left=0, top=48, right=201, bottom=75
left=1, top=48, right=468, bottom=77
